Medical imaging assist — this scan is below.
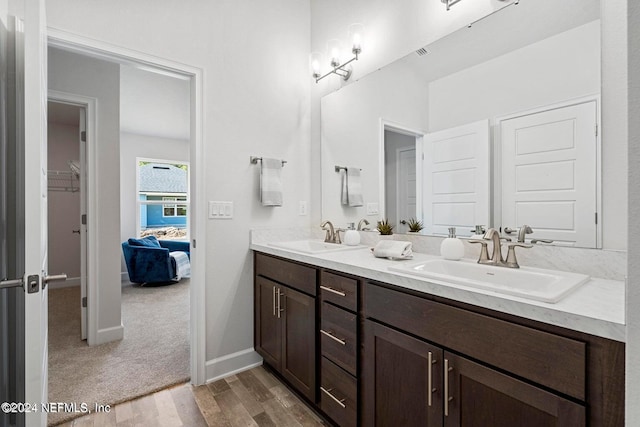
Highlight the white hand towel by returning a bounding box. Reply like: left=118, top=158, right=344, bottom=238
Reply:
left=260, top=158, right=283, bottom=206
left=372, top=240, right=413, bottom=259
left=341, top=167, right=363, bottom=207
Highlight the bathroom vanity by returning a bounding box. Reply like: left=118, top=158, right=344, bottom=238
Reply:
left=252, top=241, right=625, bottom=427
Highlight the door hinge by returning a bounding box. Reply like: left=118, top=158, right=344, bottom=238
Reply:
left=82, top=297, right=87, bottom=308
left=192, top=239, right=196, bottom=248
left=595, top=212, right=598, bottom=224
left=82, top=214, right=87, bottom=225
left=81, top=131, right=86, bottom=142
left=595, top=124, right=598, bottom=137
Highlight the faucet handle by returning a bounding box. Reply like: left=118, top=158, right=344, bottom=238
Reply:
left=531, top=239, right=554, bottom=244
left=504, top=242, right=533, bottom=268
left=469, top=239, right=490, bottom=263
left=334, top=229, right=344, bottom=244
left=499, top=237, right=512, bottom=242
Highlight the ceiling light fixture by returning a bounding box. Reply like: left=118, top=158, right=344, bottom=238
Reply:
left=311, top=23, right=364, bottom=83
left=441, top=0, right=463, bottom=11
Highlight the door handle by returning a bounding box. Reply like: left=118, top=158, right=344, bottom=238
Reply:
left=444, top=358, right=453, bottom=417
left=0, top=278, right=24, bottom=290
left=72, top=229, right=80, bottom=234
left=42, top=273, right=67, bottom=290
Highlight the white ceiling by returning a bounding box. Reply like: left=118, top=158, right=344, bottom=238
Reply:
left=119, top=64, right=190, bottom=140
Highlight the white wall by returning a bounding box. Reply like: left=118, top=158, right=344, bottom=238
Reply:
left=626, top=1, right=640, bottom=424
left=47, top=121, right=81, bottom=282
left=48, top=47, right=123, bottom=344
left=119, top=131, right=189, bottom=273
left=428, top=21, right=600, bottom=131
left=46, top=0, right=312, bottom=375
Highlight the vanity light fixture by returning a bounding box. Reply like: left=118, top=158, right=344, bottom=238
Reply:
left=311, top=23, right=364, bottom=83
left=441, top=0, right=463, bottom=11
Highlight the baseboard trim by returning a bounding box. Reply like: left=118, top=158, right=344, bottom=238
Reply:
left=95, top=323, right=124, bottom=345
left=205, top=348, right=263, bottom=383
left=49, top=276, right=81, bottom=290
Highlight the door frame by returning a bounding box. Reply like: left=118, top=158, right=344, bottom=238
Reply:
left=47, top=92, right=95, bottom=343
left=494, top=94, right=602, bottom=248
left=379, top=119, right=425, bottom=224
left=47, top=29, right=207, bottom=385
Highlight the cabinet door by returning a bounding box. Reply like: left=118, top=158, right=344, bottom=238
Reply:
left=363, top=320, right=444, bottom=427
left=281, top=286, right=316, bottom=401
left=444, top=352, right=585, bottom=427
left=255, top=276, right=281, bottom=368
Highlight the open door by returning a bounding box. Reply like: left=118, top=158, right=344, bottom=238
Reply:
left=422, top=119, right=490, bottom=237
left=21, top=1, right=66, bottom=424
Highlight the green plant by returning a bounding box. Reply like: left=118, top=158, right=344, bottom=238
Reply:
left=376, top=219, right=394, bottom=235
left=405, top=218, right=424, bottom=232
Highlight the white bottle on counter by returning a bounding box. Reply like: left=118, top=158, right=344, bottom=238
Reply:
left=440, top=227, right=464, bottom=260
left=343, top=223, right=361, bottom=246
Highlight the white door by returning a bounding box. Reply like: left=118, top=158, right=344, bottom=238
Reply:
left=396, top=147, right=416, bottom=233
left=21, top=1, right=50, bottom=425
left=500, top=101, right=598, bottom=248
left=423, top=120, right=490, bottom=237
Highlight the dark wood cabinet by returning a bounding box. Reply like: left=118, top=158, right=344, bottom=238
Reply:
left=363, top=320, right=443, bottom=427
left=364, top=319, right=586, bottom=427
left=254, top=254, right=316, bottom=401
left=445, top=352, right=585, bottom=427
left=253, top=251, right=624, bottom=426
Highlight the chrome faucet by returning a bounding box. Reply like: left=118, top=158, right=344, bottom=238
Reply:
left=505, top=224, right=554, bottom=245
left=357, top=218, right=370, bottom=231
left=321, top=220, right=342, bottom=244
left=470, top=227, right=531, bottom=268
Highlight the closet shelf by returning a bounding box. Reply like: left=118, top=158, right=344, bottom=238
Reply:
left=48, top=170, right=79, bottom=193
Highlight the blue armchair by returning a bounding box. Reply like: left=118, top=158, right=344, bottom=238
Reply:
left=122, top=236, right=190, bottom=284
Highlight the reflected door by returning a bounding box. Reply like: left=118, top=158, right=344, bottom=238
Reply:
left=423, top=120, right=490, bottom=237
left=500, top=101, right=598, bottom=248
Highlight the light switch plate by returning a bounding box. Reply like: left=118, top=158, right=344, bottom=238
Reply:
left=299, top=201, right=308, bottom=216
left=367, top=202, right=379, bottom=216
left=209, top=201, right=233, bottom=219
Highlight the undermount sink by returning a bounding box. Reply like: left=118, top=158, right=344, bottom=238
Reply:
left=269, top=240, right=366, bottom=254
left=389, top=258, right=590, bottom=303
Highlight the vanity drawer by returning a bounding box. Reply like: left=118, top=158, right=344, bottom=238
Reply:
left=365, top=283, right=587, bottom=401
left=320, top=271, right=358, bottom=311
left=255, top=253, right=316, bottom=296
left=320, top=357, right=357, bottom=427
left=321, top=302, right=358, bottom=376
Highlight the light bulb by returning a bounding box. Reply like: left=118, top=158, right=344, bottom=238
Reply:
left=309, top=52, right=323, bottom=78
left=348, top=23, right=364, bottom=54
left=327, top=39, right=342, bottom=67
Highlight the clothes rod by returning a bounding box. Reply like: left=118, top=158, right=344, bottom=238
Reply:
left=335, top=165, right=362, bottom=172
left=250, top=156, right=287, bottom=167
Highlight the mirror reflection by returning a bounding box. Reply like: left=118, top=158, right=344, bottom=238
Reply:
left=321, top=0, right=601, bottom=248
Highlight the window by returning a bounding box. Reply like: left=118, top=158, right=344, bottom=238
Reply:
left=136, top=159, right=190, bottom=239
left=162, top=197, right=187, bottom=217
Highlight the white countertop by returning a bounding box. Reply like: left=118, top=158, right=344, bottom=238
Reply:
left=250, top=241, right=626, bottom=342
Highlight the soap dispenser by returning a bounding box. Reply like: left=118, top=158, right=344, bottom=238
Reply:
left=344, top=223, right=361, bottom=246
left=440, top=227, right=464, bottom=260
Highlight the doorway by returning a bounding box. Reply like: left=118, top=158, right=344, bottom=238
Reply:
left=44, top=32, right=205, bottom=425
left=383, top=124, right=424, bottom=233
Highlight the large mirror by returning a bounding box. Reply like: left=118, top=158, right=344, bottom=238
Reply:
left=321, top=0, right=601, bottom=248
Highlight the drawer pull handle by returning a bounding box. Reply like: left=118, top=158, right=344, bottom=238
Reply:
left=272, top=286, right=276, bottom=316
left=320, top=329, right=346, bottom=345
left=320, top=386, right=346, bottom=408
left=444, top=359, right=453, bottom=417
left=320, top=285, right=346, bottom=297
left=428, top=351, right=435, bottom=407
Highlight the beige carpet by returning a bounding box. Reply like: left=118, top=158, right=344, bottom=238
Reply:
left=47, top=280, right=190, bottom=426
